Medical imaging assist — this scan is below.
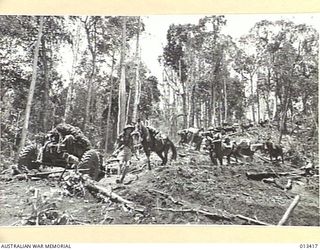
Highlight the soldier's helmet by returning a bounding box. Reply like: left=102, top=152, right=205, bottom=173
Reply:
left=124, top=124, right=135, bottom=130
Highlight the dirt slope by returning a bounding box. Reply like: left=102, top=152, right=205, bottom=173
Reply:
left=0, top=128, right=318, bottom=226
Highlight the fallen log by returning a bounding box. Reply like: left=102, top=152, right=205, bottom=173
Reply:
left=273, top=180, right=286, bottom=190
left=150, top=190, right=277, bottom=224
left=255, top=155, right=272, bottom=163
left=150, top=190, right=232, bottom=221
left=13, top=170, right=68, bottom=180
left=84, top=179, right=145, bottom=213
left=278, top=195, right=300, bottom=226
left=227, top=131, right=242, bottom=137
left=262, top=178, right=290, bottom=191
left=85, top=180, right=133, bottom=204
left=235, top=214, right=271, bottom=226
left=246, top=171, right=284, bottom=180
left=246, top=171, right=306, bottom=181
left=154, top=207, right=231, bottom=221
left=178, top=153, right=187, bottom=158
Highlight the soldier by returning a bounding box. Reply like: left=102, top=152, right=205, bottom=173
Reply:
left=113, top=124, right=135, bottom=183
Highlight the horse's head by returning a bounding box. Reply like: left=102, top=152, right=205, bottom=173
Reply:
left=135, top=121, right=149, bottom=139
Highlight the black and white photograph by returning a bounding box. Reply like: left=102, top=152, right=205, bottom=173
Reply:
left=0, top=14, right=319, bottom=227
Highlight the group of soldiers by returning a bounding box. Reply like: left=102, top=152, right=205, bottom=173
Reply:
left=176, top=120, right=284, bottom=165
left=110, top=119, right=283, bottom=182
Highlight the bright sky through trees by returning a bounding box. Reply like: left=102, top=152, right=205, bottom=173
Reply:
left=140, top=14, right=319, bottom=80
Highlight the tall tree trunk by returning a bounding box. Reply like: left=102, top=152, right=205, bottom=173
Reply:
left=181, top=91, right=187, bottom=128
left=170, top=91, right=177, bottom=138
left=263, top=94, right=271, bottom=120
left=17, top=16, right=43, bottom=159
left=179, top=60, right=187, bottom=129
left=219, top=93, right=223, bottom=126
left=126, top=87, right=132, bottom=124
left=279, top=87, right=291, bottom=144
left=200, top=101, right=205, bottom=129
left=104, top=52, right=116, bottom=153
left=302, top=93, right=308, bottom=115
left=83, top=18, right=97, bottom=132
left=205, top=99, right=210, bottom=128
left=209, top=77, right=214, bottom=127
left=189, top=84, right=195, bottom=127
left=117, top=16, right=127, bottom=135
left=250, top=75, right=256, bottom=123
left=212, top=86, right=216, bottom=126
left=223, top=77, right=227, bottom=121
left=265, top=68, right=272, bottom=120
left=40, top=34, right=49, bottom=132
left=83, top=62, right=95, bottom=131
left=274, top=74, right=282, bottom=128
left=187, top=63, right=195, bottom=127
left=257, top=89, right=261, bottom=122
left=195, top=57, right=201, bottom=128
left=196, top=100, right=201, bottom=128
left=202, top=100, right=206, bottom=128
left=132, top=17, right=141, bottom=123
left=273, top=93, right=278, bottom=121
left=64, top=24, right=81, bottom=123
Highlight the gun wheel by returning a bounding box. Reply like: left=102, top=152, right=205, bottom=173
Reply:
left=78, top=149, right=103, bottom=181
left=18, top=145, right=39, bottom=170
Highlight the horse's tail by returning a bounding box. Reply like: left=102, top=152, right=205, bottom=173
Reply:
left=168, top=139, right=177, bottom=160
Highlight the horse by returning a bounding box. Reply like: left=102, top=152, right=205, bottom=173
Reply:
left=265, top=141, right=284, bottom=163
left=233, top=139, right=256, bottom=161
left=131, top=121, right=177, bottom=170
left=204, top=137, right=237, bottom=165
left=177, top=129, right=189, bottom=145
left=240, top=123, right=254, bottom=132
left=178, top=128, right=203, bottom=151
left=223, top=126, right=237, bottom=133
left=258, top=119, right=269, bottom=127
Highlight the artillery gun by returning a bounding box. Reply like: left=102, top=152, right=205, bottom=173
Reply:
left=17, top=123, right=104, bottom=181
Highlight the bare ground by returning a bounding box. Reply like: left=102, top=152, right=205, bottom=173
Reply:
left=0, top=128, right=319, bottom=226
